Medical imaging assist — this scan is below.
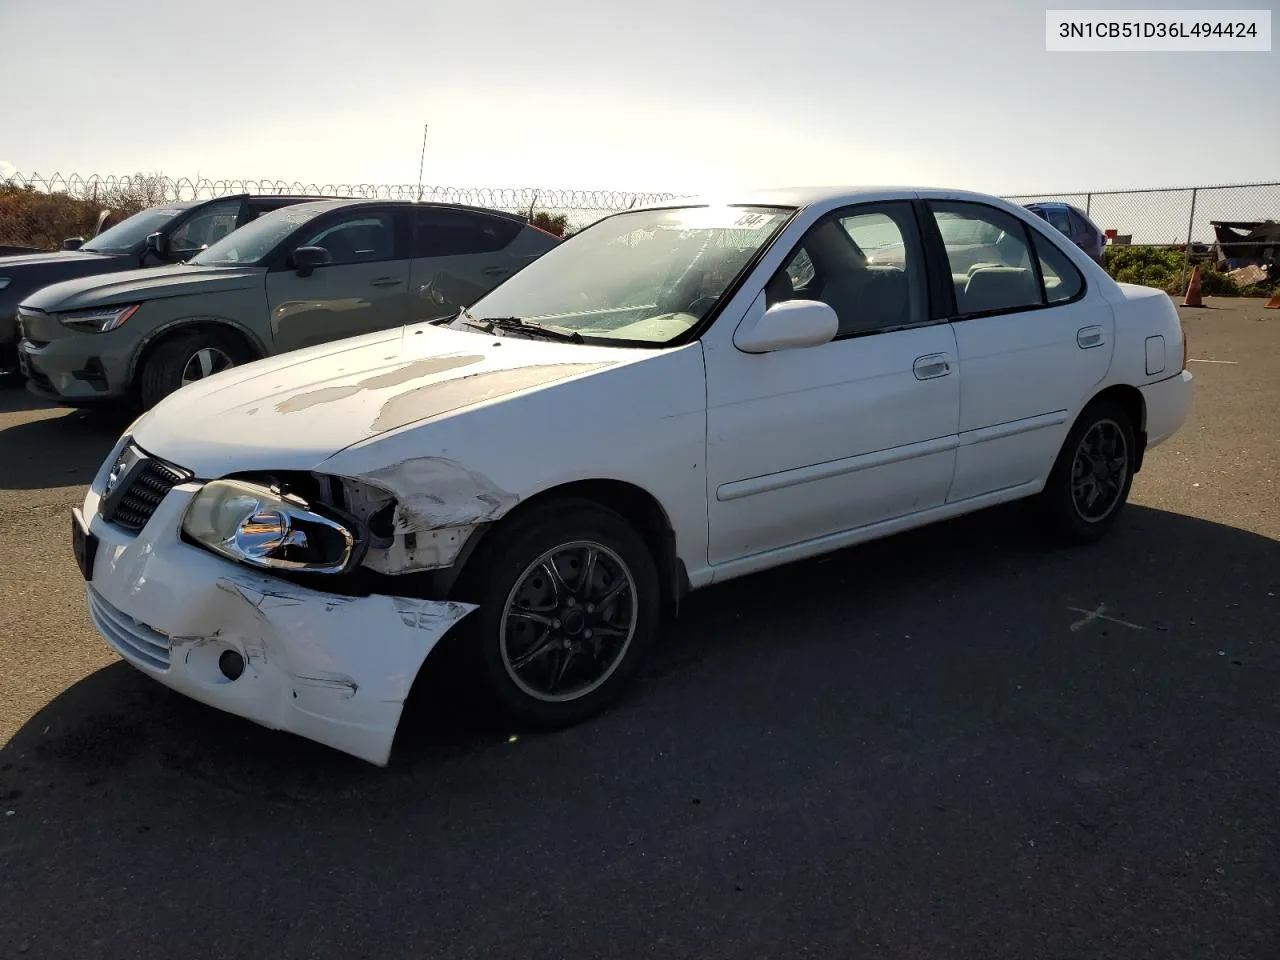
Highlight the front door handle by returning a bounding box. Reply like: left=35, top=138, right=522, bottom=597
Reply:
left=913, top=353, right=953, bottom=380
left=370, top=276, right=403, bottom=288
left=1077, top=325, right=1105, bottom=349
left=481, top=265, right=510, bottom=277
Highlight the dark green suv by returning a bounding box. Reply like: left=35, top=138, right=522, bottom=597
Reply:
left=1, top=193, right=320, bottom=375
left=18, top=198, right=561, bottom=409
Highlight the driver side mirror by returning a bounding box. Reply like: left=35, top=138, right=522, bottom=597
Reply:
left=290, top=245, right=332, bottom=278
left=144, top=232, right=169, bottom=258
left=61, top=237, right=85, bottom=251
left=733, top=296, right=838, bottom=354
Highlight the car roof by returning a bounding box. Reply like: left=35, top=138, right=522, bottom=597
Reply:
left=243, top=197, right=529, bottom=222
left=629, top=185, right=1041, bottom=218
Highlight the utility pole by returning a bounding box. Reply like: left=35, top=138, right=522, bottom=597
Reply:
left=416, top=123, right=428, bottom=201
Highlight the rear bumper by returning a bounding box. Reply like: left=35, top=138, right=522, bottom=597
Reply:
left=1141, top=369, right=1194, bottom=449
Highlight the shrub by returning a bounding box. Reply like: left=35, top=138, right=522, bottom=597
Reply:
left=0, top=172, right=169, bottom=250
left=0, top=184, right=108, bottom=250
left=530, top=211, right=569, bottom=238
left=1101, top=244, right=1274, bottom=296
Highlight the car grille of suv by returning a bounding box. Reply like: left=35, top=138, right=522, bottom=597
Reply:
left=102, top=447, right=192, bottom=532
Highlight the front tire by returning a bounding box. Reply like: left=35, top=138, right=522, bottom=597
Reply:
left=1039, top=398, right=1137, bottom=544
left=454, top=499, right=662, bottom=728
left=138, top=329, right=244, bottom=410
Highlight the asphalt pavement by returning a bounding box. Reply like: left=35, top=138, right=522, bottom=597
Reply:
left=1, top=298, right=1277, bottom=959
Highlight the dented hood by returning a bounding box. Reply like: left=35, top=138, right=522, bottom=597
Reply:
left=130, top=322, right=632, bottom=477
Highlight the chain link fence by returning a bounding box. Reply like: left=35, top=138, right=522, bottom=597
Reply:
left=3, top=172, right=1278, bottom=269
left=0, top=172, right=682, bottom=252
left=1003, top=182, right=1280, bottom=253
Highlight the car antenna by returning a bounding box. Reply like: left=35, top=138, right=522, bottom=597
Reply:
left=415, top=122, right=428, bottom=203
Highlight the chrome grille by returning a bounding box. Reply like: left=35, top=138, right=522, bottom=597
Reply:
left=101, top=446, right=191, bottom=532
left=88, top=588, right=171, bottom=670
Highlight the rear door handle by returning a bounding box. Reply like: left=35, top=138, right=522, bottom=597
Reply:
left=913, top=353, right=953, bottom=380
left=1077, top=325, right=1105, bottom=349
left=370, top=276, right=403, bottom=288
left=481, top=265, right=510, bottom=277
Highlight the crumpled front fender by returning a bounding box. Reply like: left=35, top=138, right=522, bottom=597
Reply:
left=84, top=483, right=477, bottom=766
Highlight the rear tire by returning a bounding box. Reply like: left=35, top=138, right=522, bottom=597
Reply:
left=138, top=329, right=246, bottom=410
left=1039, top=398, right=1137, bottom=544
left=452, top=499, right=662, bottom=729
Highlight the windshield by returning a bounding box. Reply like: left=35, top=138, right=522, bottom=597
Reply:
left=452, top=205, right=793, bottom=345
left=81, top=206, right=186, bottom=254
left=189, top=203, right=328, bottom=266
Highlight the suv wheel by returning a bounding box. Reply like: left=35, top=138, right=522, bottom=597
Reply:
left=138, top=329, right=246, bottom=409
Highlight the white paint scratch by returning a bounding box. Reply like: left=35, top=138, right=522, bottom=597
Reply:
left=1068, top=603, right=1145, bottom=633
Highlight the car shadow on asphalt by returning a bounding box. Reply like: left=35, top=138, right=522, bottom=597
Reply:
left=2, top=503, right=1278, bottom=955
left=0, top=393, right=132, bottom=490
left=0, top=378, right=53, bottom=411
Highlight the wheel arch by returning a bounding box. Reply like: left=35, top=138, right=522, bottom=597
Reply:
left=444, top=478, right=691, bottom=614
left=1085, top=383, right=1148, bottom=471
left=127, top=316, right=268, bottom=392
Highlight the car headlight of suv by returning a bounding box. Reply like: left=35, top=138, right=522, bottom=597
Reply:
left=181, top=479, right=364, bottom=575
left=59, top=303, right=140, bottom=333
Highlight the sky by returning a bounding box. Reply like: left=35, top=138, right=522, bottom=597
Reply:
left=0, top=0, right=1276, bottom=195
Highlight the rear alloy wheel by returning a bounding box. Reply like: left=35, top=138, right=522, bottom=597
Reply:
left=139, top=329, right=246, bottom=410
left=1040, top=398, right=1137, bottom=543
left=455, top=500, right=661, bottom=728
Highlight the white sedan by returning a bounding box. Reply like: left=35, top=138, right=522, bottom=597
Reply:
left=74, top=187, right=1193, bottom=765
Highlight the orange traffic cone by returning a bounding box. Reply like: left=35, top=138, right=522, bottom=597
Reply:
left=1265, top=292, right=1280, bottom=309
left=1181, top=265, right=1204, bottom=307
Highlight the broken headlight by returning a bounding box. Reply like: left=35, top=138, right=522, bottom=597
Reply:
left=181, top=479, right=364, bottom=575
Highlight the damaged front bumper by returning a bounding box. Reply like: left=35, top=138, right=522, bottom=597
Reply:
left=80, top=482, right=476, bottom=766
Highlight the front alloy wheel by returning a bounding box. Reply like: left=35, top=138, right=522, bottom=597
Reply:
left=180, top=346, right=234, bottom=386
left=455, top=499, right=661, bottom=728
left=500, top=542, right=638, bottom=703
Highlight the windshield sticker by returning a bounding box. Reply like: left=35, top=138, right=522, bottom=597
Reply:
left=666, top=207, right=781, bottom=232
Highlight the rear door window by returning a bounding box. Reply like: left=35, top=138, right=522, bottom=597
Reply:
left=927, top=201, right=1044, bottom=315
left=415, top=208, right=521, bottom=257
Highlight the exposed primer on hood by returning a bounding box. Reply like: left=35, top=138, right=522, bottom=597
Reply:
left=131, top=323, right=632, bottom=477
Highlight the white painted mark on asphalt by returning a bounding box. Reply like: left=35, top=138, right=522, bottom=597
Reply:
left=1068, top=603, right=1145, bottom=633
left=1187, top=358, right=1239, bottom=364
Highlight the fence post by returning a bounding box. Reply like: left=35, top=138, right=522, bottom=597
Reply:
left=1085, top=192, right=1091, bottom=215
left=1180, top=187, right=1198, bottom=288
